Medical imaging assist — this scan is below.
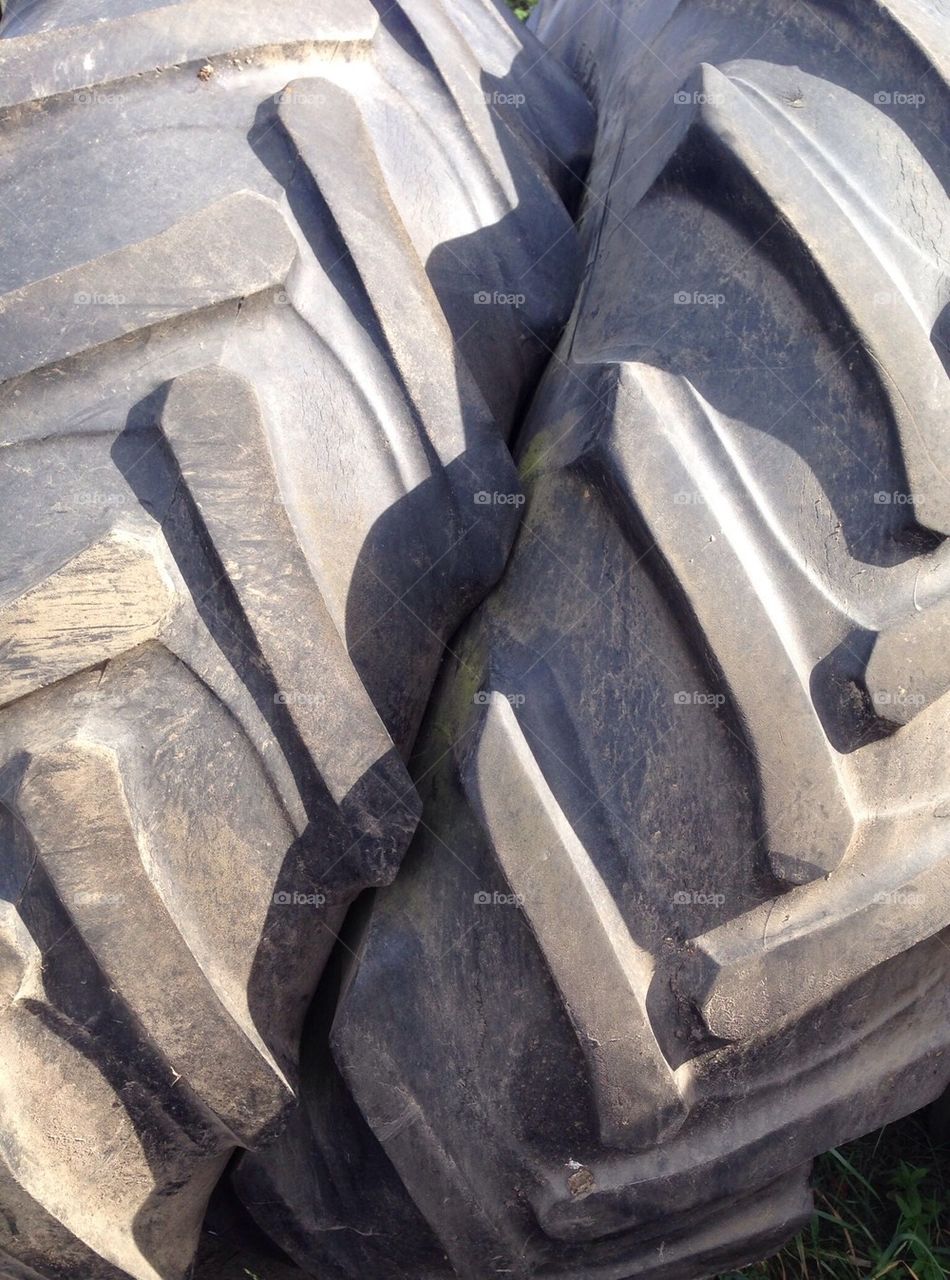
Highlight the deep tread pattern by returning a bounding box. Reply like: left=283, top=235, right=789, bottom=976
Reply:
left=866, top=585, right=950, bottom=723
left=0, top=0, right=377, bottom=110
left=463, top=693, right=691, bottom=1151
left=260, top=4, right=950, bottom=1278
left=15, top=736, right=290, bottom=1143
left=0, top=192, right=296, bottom=381
left=586, top=362, right=858, bottom=885
left=0, top=527, right=176, bottom=705
left=0, top=5, right=594, bottom=1278
left=160, top=366, right=415, bottom=862
left=682, top=61, right=950, bottom=537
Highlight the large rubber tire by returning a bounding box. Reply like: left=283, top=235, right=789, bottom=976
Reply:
left=0, top=3, right=593, bottom=1277
left=237, top=2, right=950, bottom=1277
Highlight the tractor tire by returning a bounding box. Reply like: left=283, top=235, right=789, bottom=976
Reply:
left=0, top=3, right=593, bottom=1278
left=236, top=1, right=950, bottom=1277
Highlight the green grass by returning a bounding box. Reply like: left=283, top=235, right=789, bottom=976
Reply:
left=505, top=0, right=539, bottom=19
left=720, top=1113, right=950, bottom=1279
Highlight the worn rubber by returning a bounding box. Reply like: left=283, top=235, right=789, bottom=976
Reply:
left=238, top=2, right=950, bottom=1278
left=0, top=3, right=593, bottom=1277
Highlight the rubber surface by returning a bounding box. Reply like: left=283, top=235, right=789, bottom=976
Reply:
left=0, top=3, right=593, bottom=1277
left=238, top=2, right=950, bottom=1277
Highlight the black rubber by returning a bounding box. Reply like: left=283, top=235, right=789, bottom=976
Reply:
left=0, top=3, right=593, bottom=1277
left=236, top=2, right=950, bottom=1278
